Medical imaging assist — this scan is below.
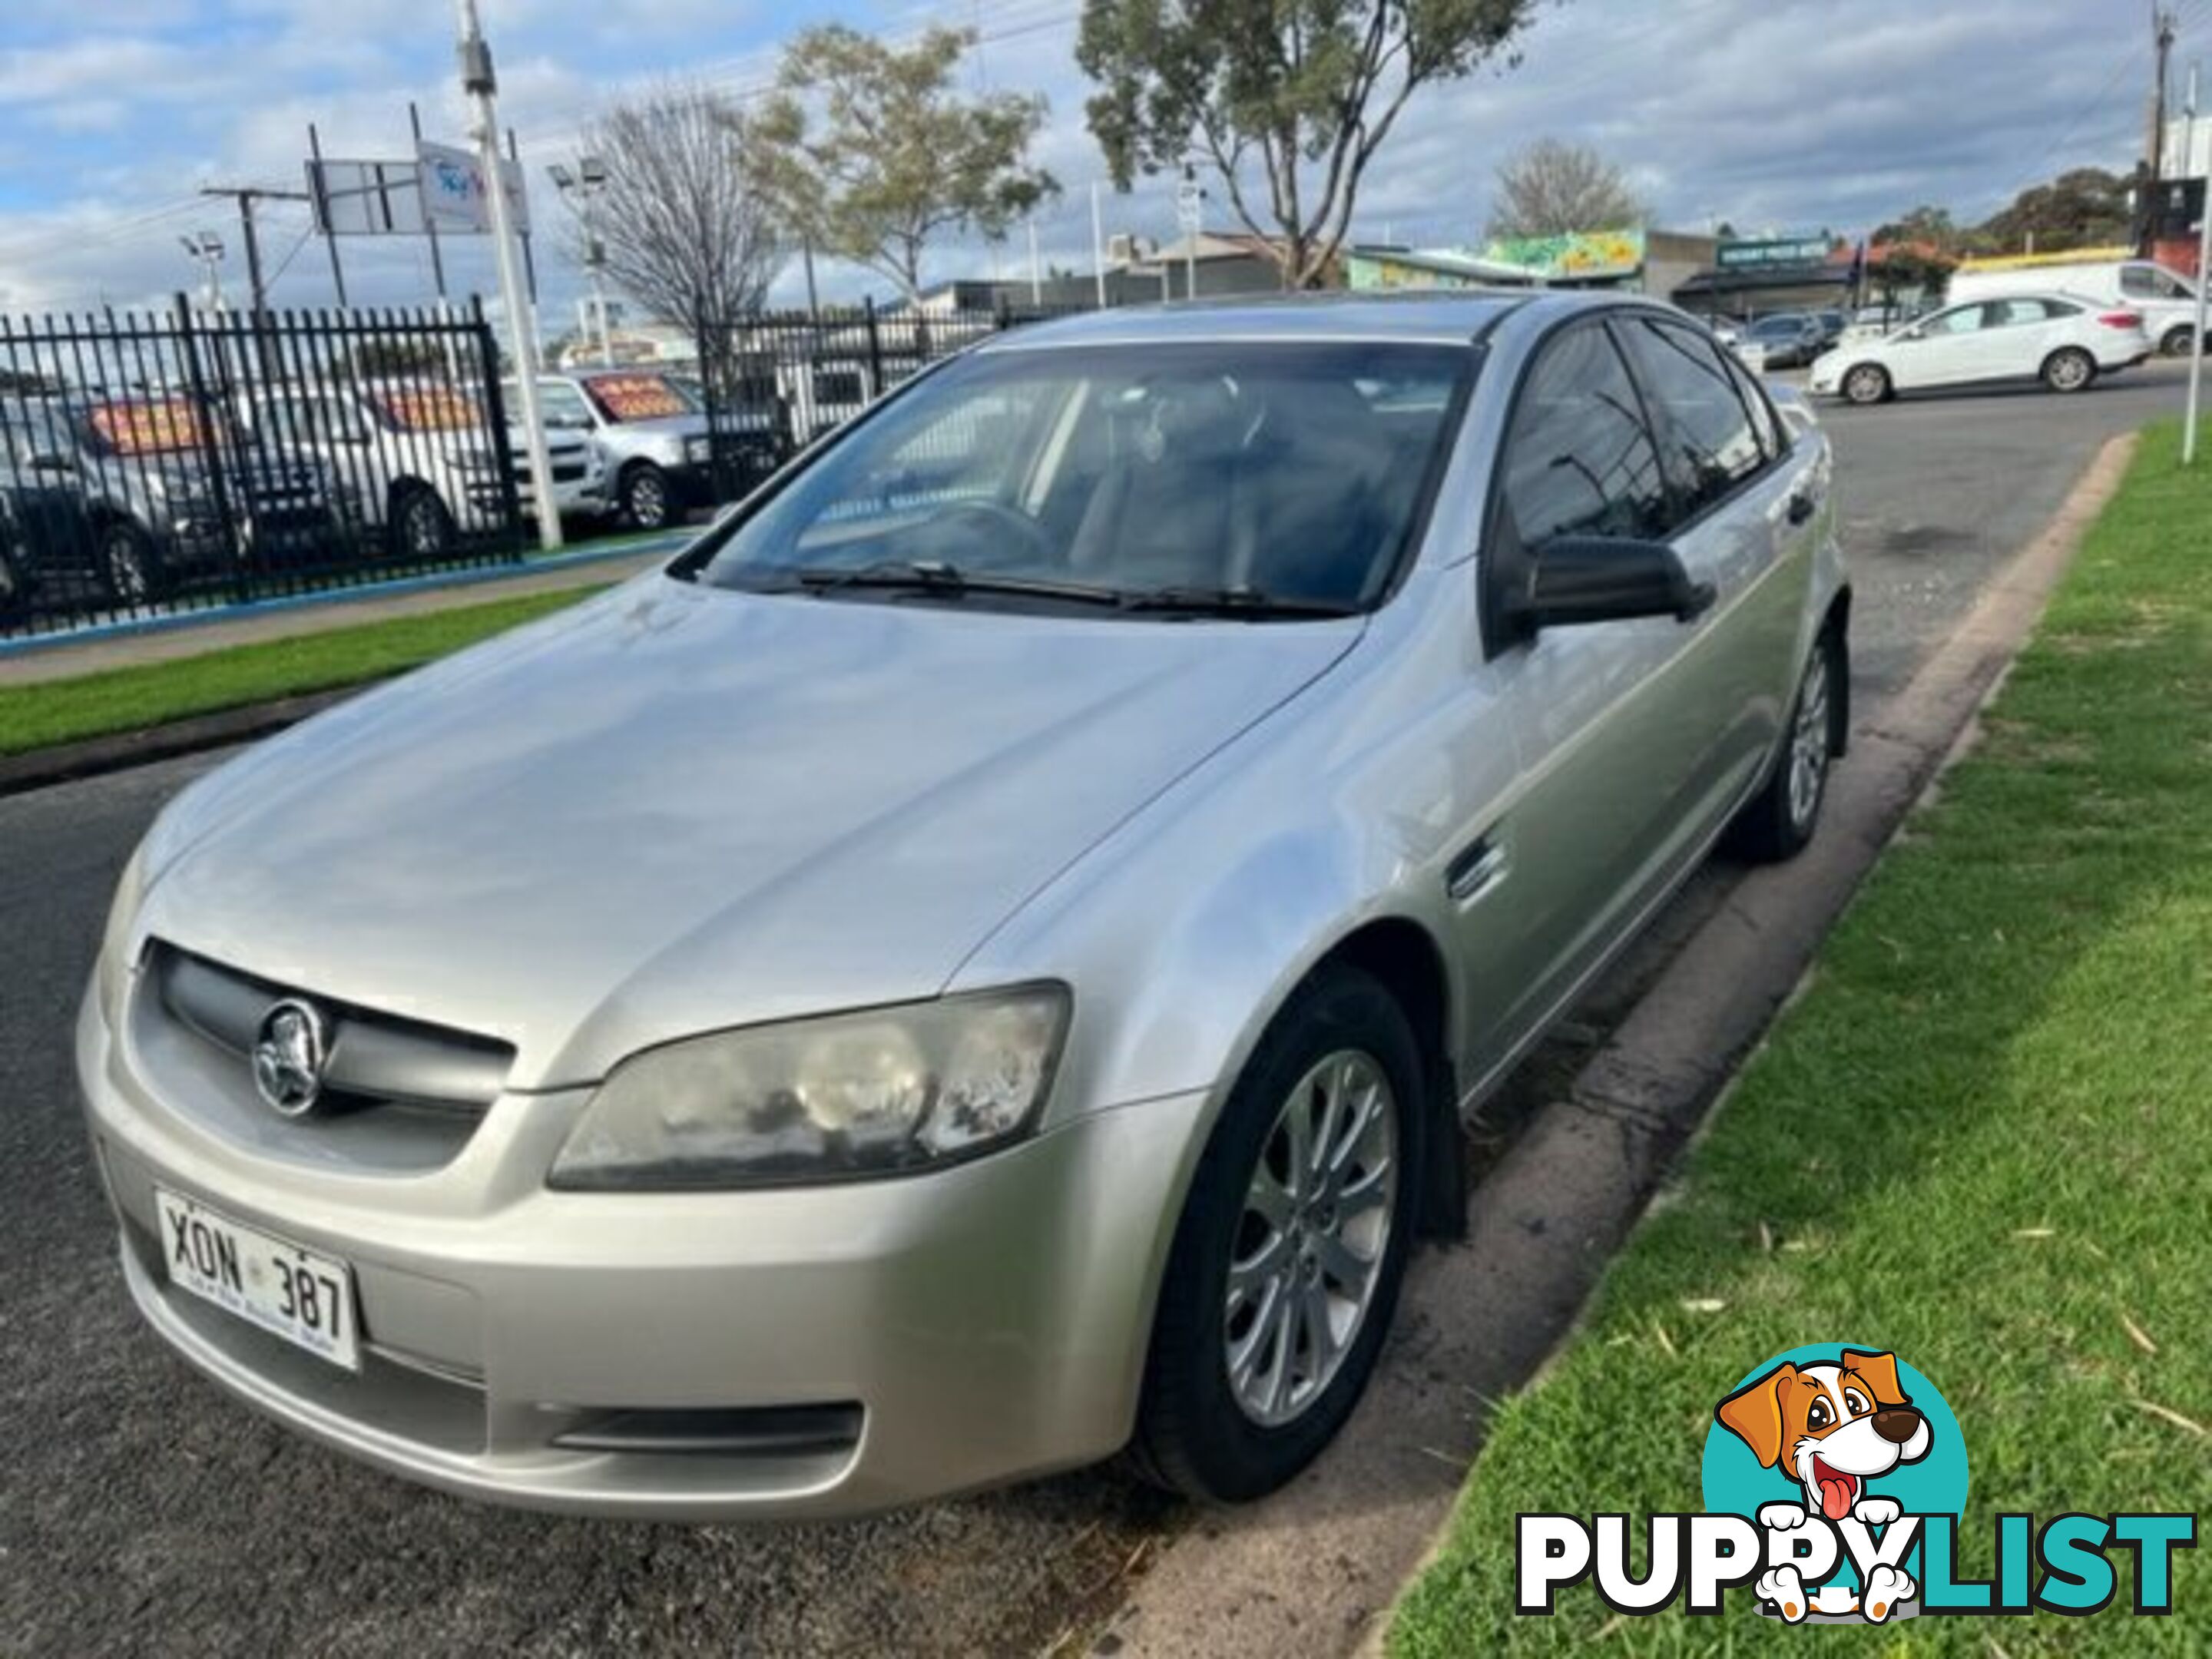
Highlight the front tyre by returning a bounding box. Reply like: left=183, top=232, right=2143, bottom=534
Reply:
left=1728, top=625, right=1843, bottom=863
left=1131, top=963, right=1421, bottom=1502
left=2041, top=347, right=2097, bottom=394
left=620, top=462, right=674, bottom=530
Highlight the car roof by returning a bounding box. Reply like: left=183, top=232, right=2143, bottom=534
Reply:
left=976, top=289, right=1566, bottom=351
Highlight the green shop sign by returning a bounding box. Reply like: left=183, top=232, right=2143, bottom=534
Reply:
left=1716, top=237, right=1835, bottom=271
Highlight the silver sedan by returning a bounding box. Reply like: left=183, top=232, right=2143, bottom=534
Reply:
left=80, top=293, right=1847, bottom=1519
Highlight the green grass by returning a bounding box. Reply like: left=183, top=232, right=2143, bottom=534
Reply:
left=0, top=584, right=601, bottom=757
left=1390, top=422, right=2212, bottom=1656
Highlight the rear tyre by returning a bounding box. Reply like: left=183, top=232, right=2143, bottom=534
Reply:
left=1728, top=625, right=1844, bottom=864
left=99, top=519, right=168, bottom=606
left=1130, top=962, right=1422, bottom=1503
left=2161, top=325, right=2197, bottom=359
left=1841, top=364, right=1892, bottom=406
left=2041, top=347, right=2097, bottom=394
left=389, top=485, right=456, bottom=561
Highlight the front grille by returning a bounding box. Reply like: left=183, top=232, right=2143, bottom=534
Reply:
left=151, top=942, right=514, bottom=1113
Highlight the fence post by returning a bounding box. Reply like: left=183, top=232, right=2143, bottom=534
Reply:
left=173, top=293, right=252, bottom=605
left=694, top=313, right=728, bottom=506
left=469, top=296, right=527, bottom=563
left=863, top=296, right=884, bottom=400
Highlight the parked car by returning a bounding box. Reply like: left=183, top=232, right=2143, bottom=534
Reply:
left=1807, top=293, right=2151, bottom=404
left=1949, top=258, right=2202, bottom=357
left=236, top=379, right=605, bottom=558
left=81, top=292, right=1846, bottom=1519
left=1813, top=310, right=1849, bottom=349
left=521, top=370, right=711, bottom=531
left=0, top=396, right=352, bottom=604
left=1737, top=313, right=1827, bottom=371
left=1, top=413, right=98, bottom=621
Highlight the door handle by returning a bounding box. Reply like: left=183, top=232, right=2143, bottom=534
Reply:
left=1786, top=490, right=1817, bottom=526
left=1446, top=836, right=1511, bottom=904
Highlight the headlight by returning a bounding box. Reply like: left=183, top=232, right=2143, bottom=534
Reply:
left=96, top=844, right=150, bottom=1027
left=548, top=985, right=1070, bottom=1191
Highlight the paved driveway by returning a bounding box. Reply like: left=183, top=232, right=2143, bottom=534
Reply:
left=0, top=364, right=2187, bottom=1658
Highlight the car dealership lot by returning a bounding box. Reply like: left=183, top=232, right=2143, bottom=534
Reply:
left=0, top=363, right=2190, bottom=1659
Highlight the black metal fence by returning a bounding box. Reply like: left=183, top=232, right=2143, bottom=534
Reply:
left=0, top=298, right=523, bottom=640
left=689, top=298, right=1098, bottom=503
left=0, top=292, right=1104, bottom=643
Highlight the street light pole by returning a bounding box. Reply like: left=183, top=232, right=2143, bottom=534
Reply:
left=1091, top=180, right=1107, bottom=306
left=455, top=0, right=560, bottom=550
left=550, top=157, right=615, bottom=364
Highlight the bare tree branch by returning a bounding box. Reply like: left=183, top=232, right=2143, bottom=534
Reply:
left=573, top=85, right=783, bottom=337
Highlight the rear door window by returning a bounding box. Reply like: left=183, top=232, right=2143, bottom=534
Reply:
left=1614, top=318, right=1767, bottom=520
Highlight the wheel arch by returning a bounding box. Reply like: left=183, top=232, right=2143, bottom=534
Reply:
left=1820, top=584, right=1852, bottom=757
left=1313, top=917, right=1465, bottom=1240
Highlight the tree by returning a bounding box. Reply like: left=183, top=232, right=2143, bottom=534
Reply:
left=1981, top=167, right=2131, bottom=255
left=744, top=26, right=1057, bottom=301
left=1869, top=204, right=1971, bottom=257
left=1078, top=0, right=1537, bottom=290
left=578, top=87, right=783, bottom=336
left=1486, top=139, right=1647, bottom=239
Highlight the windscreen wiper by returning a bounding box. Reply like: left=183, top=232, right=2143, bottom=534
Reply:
left=1113, top=584, right=1363, bottom=619
left=790, top=560, right=1123, bottom=606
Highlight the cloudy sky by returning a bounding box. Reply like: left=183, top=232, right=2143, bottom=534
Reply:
left=0, top=0, right=2183, bottom=324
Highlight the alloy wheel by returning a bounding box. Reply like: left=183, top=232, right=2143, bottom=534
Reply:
left=1844, top=366, right=1886, bottom=406
left=1224, top=1049, right=1398, bottom=1428
left=104, top=529, right=150, bottom=603
left=1789, top=648, right=1832, bottom=830
left=2047, top=351, right=2093, bottom=392
left=626, top=468, right=669, bottom=529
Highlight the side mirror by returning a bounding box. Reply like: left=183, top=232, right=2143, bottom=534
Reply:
left=1508, top=536, right=1716, bottom=634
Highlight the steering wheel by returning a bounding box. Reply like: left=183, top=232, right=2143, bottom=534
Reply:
left=920, top=498, right=1056, bottom=568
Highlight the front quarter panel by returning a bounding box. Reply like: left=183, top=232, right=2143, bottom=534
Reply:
left=949, top=558, right=1511, bottom=1131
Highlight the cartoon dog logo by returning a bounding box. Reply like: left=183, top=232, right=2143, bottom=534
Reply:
left=1714, top=1349, right=1933, bottom=1623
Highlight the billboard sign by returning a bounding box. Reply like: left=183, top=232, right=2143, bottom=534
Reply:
left=416, top=141, right=530, bottom=234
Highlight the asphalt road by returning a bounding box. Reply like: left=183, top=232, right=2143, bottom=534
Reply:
left=0, top=363, right=2185, bottom=1659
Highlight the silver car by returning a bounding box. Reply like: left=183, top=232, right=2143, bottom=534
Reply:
left=80, top=293, right=1846, bottom=1519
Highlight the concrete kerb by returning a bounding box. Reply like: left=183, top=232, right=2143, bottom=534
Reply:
left=1092, top=431, right=2138, bottom=1659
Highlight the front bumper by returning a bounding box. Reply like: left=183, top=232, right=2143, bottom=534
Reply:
left=78, top=984, right=1206, bottom=1520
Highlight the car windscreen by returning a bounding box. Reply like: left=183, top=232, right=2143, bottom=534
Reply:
left=368, top=385, right=483, bottom=433
left=580, top=372, right=697, bottom=423
left=694, top=340, right=1472, bottom=614
left=1750, top=318, right=1805, bottom=338
left=84, top=397, right=210, bottom=457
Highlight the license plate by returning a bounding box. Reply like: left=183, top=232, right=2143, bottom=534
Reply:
left=154, top=1189, right=359, bottom=1372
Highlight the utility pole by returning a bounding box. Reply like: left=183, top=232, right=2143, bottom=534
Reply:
left=200, top=184, right=305, bottom=376
left=198, top=186, right=304, bottom=314
left=455, top=0, right=561, bottom=551
left=1091, top=180, right=1108, bottom=306
left=2147, top=6, right=2181, bottom=255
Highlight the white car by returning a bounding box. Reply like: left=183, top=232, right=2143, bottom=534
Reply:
left=1806, top=294, right=2151, bottom=406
